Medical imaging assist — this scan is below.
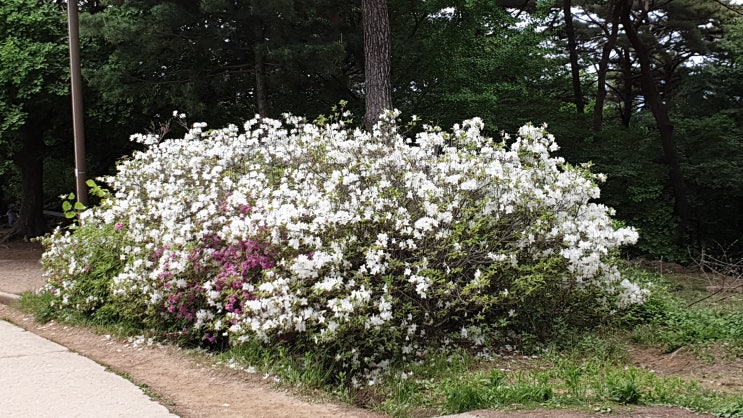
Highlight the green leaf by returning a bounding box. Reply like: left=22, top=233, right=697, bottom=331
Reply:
left=74, top=201, right=86, bottom=211
left=64, top=211, right=76, bottom=219
left=62, top=201, right=72, bottom=212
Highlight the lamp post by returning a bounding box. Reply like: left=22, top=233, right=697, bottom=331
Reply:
left=67, top=1, right=87, bottom=206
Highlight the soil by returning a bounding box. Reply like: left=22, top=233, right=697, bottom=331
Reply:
left=1, top=241, right=740, bottom=418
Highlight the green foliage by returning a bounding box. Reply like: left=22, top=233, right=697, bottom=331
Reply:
left=59, top=180, right=110, bottom=219
left=437, top=371, right=554, bottom=414
left=391, top=0, right=562, bottom=131
left=37, top=179, right=141, bottom=327
left=555, top=123, right=693, bottom=261
left=653, top=308, right=743, bottom=354
left=552, top=334, right=630, bottom=365
left=39, top=221, right=125, bottom=315
left=79, top=0, right=353, bottom=124
left=671, top=84, right=743, bottom=250
left=613, top=268, right=743, bottom=357
left=439, top=378, right=493, bottom=413
left=606, top=368, right=642, bottom=404
left=16, top=290, right=57, bottom=323
left=0, top=0, right=72, bottom=232
left=0, top=0, right=67, bottom=136
left=61, top=193, right=86, bottom=219
left=613, top=269, right=674, bottom=327
left=715, top=401, right=743, bottom=418
left=429, top=358, right=742, bottom=415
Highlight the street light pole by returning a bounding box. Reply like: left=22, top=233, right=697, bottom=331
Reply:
left=67, top=1, right=87, bottom=206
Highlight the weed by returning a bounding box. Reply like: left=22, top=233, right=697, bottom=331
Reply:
left=715, top=400, right=743, bottom=418
left=606, top=368, right=642, bottom=404
left=559, top=361, right=584, bottom=399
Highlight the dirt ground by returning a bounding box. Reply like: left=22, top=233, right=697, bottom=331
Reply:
left=1, top=240, right=740, bottom=418
left=0, top=240, right=46, bottom=293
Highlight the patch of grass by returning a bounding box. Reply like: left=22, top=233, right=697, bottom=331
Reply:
left=618, top=267, right=743, bottom=359
left=16, top=290, right=161, bottom=347
left=548, top=332, right=631, bottom=365
left=435, top=369, right=553, bottom=414
left=218, top=340, right=334, bottom=391
left=438, top=377, right=495, bottom=414
left=17, top=289, right=160, bottom=338
left=16, top=290, right=57, bottom=323
left=400, top=356, right=742, bottom=417
left=715, top=400, right=743, bottom=418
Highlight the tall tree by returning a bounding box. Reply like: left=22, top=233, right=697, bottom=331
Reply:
left=0, top=0, right=68, bottom=239
left=620, top=0, right=692, bottom=238
left=667, top=17, right=743, bottom=248
left=563, top=0, right=585, bottom=113
left=362, top=0, right=393, bottom=130
left=591, top=0, right=623, bottom=131
left=253, top=19, right=269, bottom=117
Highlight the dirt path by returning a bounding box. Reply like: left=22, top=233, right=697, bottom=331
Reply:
left=0, top=241, right=736, bottom=418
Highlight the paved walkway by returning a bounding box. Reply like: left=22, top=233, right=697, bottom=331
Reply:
left=0, top=320, right=178, bottom=417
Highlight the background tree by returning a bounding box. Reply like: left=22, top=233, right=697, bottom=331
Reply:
left=563, top=0, right=586, bottom=113
left=668, top=17, right=743, bottom=250
left=390, top=0, right=563, bottom=131
left=1, top=0, right=741, bottom=259
left=0, top=0, right=69, bottom=239
left=80, top=0, right=353, bottom=125
left=620, top=0, right=692, bottom=239
left=550, top=0, right=736, bottom=254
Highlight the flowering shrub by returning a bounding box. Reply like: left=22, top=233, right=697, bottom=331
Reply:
left=41, top=111, right=643, bottom=384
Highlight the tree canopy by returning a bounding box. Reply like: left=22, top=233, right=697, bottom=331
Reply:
left=1, top=0, right=69, bottom=238
left=1, top=0, right=742, bottom=258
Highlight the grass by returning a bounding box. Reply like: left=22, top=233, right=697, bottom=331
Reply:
left=16, top=265, right=743, bottom=418
left=15, top=289, right=57, bottom=323
left=108, top=368, right=176, bottom=407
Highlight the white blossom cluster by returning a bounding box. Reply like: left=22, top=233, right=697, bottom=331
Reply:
left=42, top=111, right=644, bottom=383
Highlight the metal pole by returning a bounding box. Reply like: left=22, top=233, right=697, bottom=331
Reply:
left=68, top=1, right=87, bottom=206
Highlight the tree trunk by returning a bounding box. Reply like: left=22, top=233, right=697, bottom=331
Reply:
left=253, top=21, right=269, bottom=117
left=362, top=0, right=393, bottom=130
left=593, top=0, right=622, bottom=131
left=621, top=0, right=691, bottom=240
left=563, top=0, right=584, bottom=113
left=619, top=47, right=634, bottom=128
left=14, top=122, right=47, bottom=239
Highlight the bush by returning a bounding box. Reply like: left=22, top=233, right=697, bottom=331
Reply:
left=41, top=111, right=644, bottom=384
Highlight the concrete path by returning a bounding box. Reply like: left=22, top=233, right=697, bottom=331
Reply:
left=0, top=320, right=178, bottom=418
